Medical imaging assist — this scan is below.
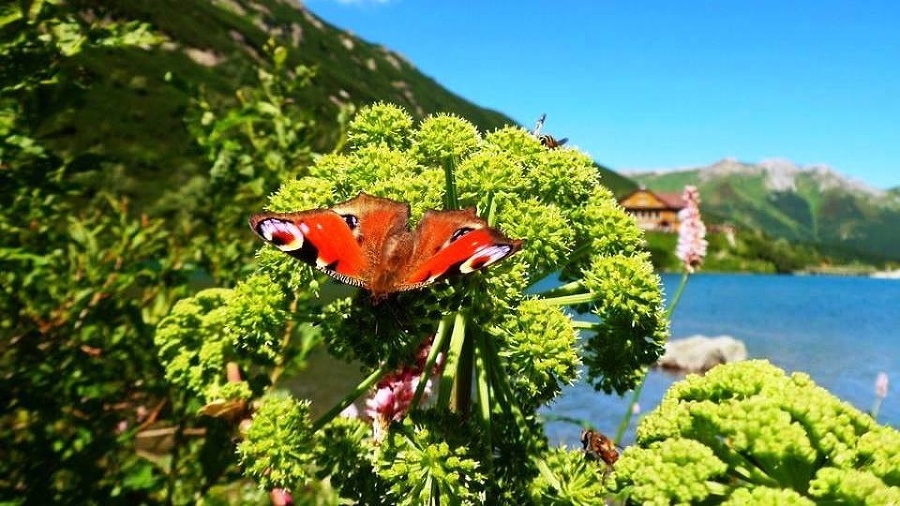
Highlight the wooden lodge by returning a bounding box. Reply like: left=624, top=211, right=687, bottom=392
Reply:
left=618, top=186, right=686, bottom=232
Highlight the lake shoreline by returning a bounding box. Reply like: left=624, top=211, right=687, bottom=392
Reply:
left=545, top=273, right=899, bottom=447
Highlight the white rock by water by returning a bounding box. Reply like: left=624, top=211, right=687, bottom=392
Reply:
left=656, top=335, right=747, bottom=373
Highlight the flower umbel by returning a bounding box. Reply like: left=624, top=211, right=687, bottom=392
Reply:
left=615, top=360, right=900, bottom=504
left=676, top=185, right=708, bottom=272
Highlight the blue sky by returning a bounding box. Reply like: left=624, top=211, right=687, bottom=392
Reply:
left=307, top=1, right=899, bottom=189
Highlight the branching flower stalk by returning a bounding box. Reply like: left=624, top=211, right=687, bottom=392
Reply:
left=155, top=103, right=668, bottom=503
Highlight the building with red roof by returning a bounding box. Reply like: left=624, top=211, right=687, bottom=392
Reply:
left=618, top=186, right=686, bottom=232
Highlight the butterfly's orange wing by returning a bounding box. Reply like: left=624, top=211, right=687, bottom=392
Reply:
left=249, top=194, right=410, bottom=290
left=250, top=194, right=520, bottom=296
left=400, top=208, right=522, bottom=290
left=249, top=208, right=369, bottom=286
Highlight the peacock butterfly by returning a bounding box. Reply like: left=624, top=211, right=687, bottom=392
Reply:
left=249, top=193, right=522, bottom=298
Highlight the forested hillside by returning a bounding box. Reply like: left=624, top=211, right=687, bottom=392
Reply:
left=34, top=0, right=634, bottom=214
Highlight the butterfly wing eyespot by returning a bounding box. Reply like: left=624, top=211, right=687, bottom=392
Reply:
left=255, top=218, right=306, bottom=252
left=449, top=227, right=474, bottom=243
left=403, top=210, right=522, bottom=288
left=341, top=213, right=360, bottom=231
left=249, top=210, right=369, bottom=286
left=458, top=243, right=516, bottom=274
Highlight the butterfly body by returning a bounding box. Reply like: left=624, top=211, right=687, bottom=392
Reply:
left=250, top=193, right=522, bottom=298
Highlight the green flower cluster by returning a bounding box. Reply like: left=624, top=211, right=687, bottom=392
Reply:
left=237, top=394, right=316, bottom=490
left=614, top=360, right=900, bottom=505
left=313, top=415, right=387, bottom=503
left=254, top=102, right=665, bottom=392
left=529, top=447, right=611, bottom=505
left=156, top=102, right=667, bottom=500
left=493, top=299, right=581, bottom=410
left=376, top=414, right=486, bottom=506
left=154, top=280, right=292, bottom=405
left=154, top=288, right=250, bottom=403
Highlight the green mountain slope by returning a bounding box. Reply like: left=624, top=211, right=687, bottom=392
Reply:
left=37, top=0, right=633, bottom=209
left=631, top=158, right=900, bottom=263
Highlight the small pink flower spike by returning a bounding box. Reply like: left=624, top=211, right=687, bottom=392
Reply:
left=875, top=372, right=889, bottom=400
left=676, top=185, right=708, bottom=273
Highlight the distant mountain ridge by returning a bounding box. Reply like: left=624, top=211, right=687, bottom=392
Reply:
left=629, top=159, right=900, bottom=263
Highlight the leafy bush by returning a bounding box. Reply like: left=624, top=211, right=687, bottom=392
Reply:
left=1, top=4, right=316, bottom=502
left=1, top=3, right=185, bottom=502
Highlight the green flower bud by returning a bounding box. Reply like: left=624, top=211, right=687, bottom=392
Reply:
left=226, top=272, right=288, bottom=362
left=529, top=447, right=610, bottom=505
left=155, top=288, right=234, bottom=400
left=614, top=438, right=728, bottom=505
left=413, top=113, right=480, bottom=166
left=494, top=299, right=580, bottom=408
left=347, top=102, right=414, bottom=151
left=238, top=394, right=316, bottom=490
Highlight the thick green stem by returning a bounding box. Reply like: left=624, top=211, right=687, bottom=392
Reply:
left=871, top=397, right=884, bottom=421
left=535, top=279, right=585, bottom=298
left=535, top=458, right=562, bottom=492
left=437, top=311, right=467, bottom=409
left=481, top=191, right=496, bottom=225
left=443, top=157, right=459, bottom=210
left=666, top=270, right=690, bottom=317
left=450, top=328, right=473, bottom=416
left=312, top=362, right=393, bottom=431
left=411, top=314, right=453, bottom=408
left=570, top=319, right=597, bottom=330
left=474, top=333, right=493, bottom=470
left=539, top=291, right=601, bottom=306
left=525, top=242, right=592, bottom=291
left=479, top=325, right=568, bottom=497
left=481, top=333, right=529, bottom=433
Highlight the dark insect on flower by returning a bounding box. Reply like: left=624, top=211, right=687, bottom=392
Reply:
left=581, top=428, right=619, bottom=477
left=532, top=113, right=568, bottom=149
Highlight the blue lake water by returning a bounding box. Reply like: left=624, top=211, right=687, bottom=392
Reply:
left=543, top=273, right=900, bottom=447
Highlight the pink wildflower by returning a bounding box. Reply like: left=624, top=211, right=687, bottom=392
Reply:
left=365, top=337, right=444, bottom=441
left=875, top=372, right=889, bottom=399
left=270, top=488, right=293, bottom=506
left=340, top=402, right=360, bottom=419
left=676, top=185, right=708, bottom=272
